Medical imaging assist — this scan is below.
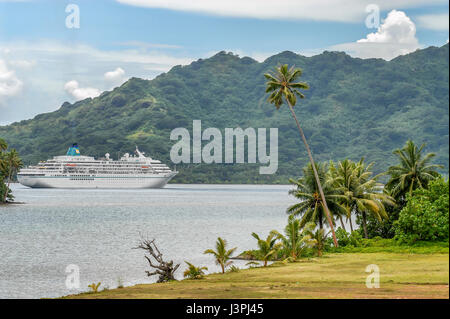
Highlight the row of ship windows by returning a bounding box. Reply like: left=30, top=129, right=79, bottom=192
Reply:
left=69, top=178, right=154, bottom=181
left=40, top=163, right=165, bottom=166
left=27, top=169, right=171, bottom=173
left=34, top=166, right=169, bottom=168
left=31, top=167, right=170, bottom=170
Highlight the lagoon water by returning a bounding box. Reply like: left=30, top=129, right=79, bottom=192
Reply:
left=0, top=183, right=297, bottom=299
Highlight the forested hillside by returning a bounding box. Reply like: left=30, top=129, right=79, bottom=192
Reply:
left=0, top=44, right=448, bottom=183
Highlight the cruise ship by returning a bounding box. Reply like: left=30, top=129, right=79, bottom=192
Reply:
left=17, top=144, right=177, bottom=189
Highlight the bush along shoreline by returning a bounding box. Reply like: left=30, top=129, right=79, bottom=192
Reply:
left=0, top=138, right=23, bottom=205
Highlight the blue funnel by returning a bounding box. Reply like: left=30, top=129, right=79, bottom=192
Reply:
left=66, top=143, right=81, bottom=156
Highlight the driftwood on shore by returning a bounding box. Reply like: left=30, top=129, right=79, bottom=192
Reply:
left=134, top=237, right=180, bottom=283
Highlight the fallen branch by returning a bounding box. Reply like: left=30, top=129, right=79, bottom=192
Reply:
left=133, top=237, right=180, bottom=283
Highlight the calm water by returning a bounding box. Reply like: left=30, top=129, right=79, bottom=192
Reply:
left=0, top=183, right=297, bottom=299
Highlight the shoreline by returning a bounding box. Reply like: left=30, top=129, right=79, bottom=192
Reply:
left=0, top=202, right=25, bottom=206
left=61, top=251, right=449, bottom=299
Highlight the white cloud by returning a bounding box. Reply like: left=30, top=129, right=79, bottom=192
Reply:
left=331, top=10, right=421, bottom=60
left=116, top=0, right=447, bottom=22
left=1, top=41, right=193, bottom=73
left=64, top=80, right=101, bottom=101
left=0, top=40, right=195, bottom=123
left=416, top=13, right=449, bottom=31
left=104, top=67, right=125, bottom=81
left=0, top=59, right=23, bottom=102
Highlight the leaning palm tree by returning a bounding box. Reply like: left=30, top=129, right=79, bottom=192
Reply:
left=288, top=162, right=347, bottom=231
left=2, top=149, right=23, bottom=203
left=204, top=237, right=237, bottom=274
left=251, top=232, right=281, bottom=267
left=386, top=140, right=443, bottom=201
left=271, top=217, right=316, bottom=260
left=264, top=64, right=338, bottom=247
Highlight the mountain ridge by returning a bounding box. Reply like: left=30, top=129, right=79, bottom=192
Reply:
left=1, top=44, right=448, bottom=183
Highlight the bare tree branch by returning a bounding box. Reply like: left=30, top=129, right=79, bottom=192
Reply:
left=133, top=236, right=180, bottom=283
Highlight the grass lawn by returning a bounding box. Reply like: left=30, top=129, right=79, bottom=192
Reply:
left=64, top=252, right=449, bottom=299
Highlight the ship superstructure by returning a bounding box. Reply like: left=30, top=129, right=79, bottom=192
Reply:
left=17, top=144, right=177, bottom=189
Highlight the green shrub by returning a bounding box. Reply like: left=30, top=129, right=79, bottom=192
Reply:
left=88, top=282, right=101, bottom=293
left=183, top=261, right=208, bottom=280
left=330, top=239, right=448, bottom=254
left=334, top=228, right=364, bottom=247
left=394, top=178, right=449, bottom=243
left=335, top=227, right=350, bottom=246
left=349, top=231, right=364, bottom=246
left=227, top=265, right=240, bottom=273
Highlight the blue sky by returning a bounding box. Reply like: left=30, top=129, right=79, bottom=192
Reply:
left=0, top=0, right=448, bottom=124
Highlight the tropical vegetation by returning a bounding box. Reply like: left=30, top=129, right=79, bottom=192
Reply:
left=183, top=261, right=208, bottom=280
left=238, top=139, right=447, bottom=264
left=270, top=217, right=316, bottom=260
left=385, top=140, right=444, bottom=202
left=287, top=162, right=346, bottom=230
left=250, top=232, right=281, bottom=266
left=204, top=237, right=237, bottom=274
left=330, top=158, right=395, bottom=238
left=394, top=178, right=449, bottom=243
left=0, top=137, right=23, bottom=203
left=67, top=251, right=449, bottom=299
left=264, top=64, right=338, bottom=246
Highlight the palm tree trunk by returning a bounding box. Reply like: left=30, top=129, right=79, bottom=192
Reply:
left=221, top=264, right=225, bottom=274
left=362, top=211, right=368, bottom=239
left=287, top=102, right=338, bottom=247
left=339, top=215, right=346, bottom=231
left=348, top=217, right=354, bottom=233
left=409, top=177, right=415, bottom=197
left=2, top=167, right=11, bottom=203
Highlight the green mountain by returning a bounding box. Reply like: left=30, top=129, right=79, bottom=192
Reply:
left=1, top=44, right=448, bottom=183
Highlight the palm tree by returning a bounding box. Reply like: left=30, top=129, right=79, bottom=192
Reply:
left=0, top=138, right=7, bottom=182
left=0, top=138, right=6, bottom=189
left=287, top=162, right=347, bottom=231
left=0, top=138, right=7, bottom=153
left=1, top=149, right=23, bottom=203
left=329, top=159, right=358, bottom=232
left=304, top=227, right=329, bottom=257
left=204, top=237, right=237, bottom=274
left=386, top=140, right=443, bottom=201
left=251, top=232, right=281, bottom=266
left=183, top=261, right=208, bottom=279
left=264, top=64, right=338, bottom=247
left=271, top=216, right=316, bottom=260
left=340, top=159, right=395, bottom=238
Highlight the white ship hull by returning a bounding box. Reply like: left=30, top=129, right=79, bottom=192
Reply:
left=18, top=173, right=176, bottom=189
left=18, top=145, right=178, bottom=189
